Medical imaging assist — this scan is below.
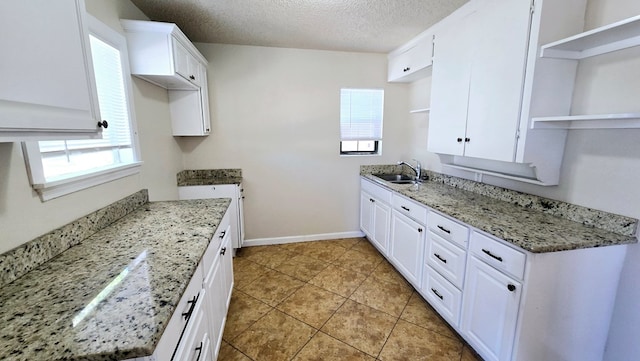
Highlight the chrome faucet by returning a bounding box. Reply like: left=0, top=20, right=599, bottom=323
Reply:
left=397, top=159, right=421, bottom=180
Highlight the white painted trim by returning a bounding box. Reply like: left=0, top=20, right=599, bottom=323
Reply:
left=36, top=162, right=142, bottom=201
left=243, top=231, right=365, bottom=247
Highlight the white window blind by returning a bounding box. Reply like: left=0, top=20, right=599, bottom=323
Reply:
left=340, top=88, right=384, bottom=141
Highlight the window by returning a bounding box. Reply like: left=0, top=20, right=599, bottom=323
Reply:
left=22, top=14, right=141, bottom=201
left=339, top=88, right=384, bottom=155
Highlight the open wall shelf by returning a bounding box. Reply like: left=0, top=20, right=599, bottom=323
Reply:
left=540, top=14, right=640, bottom=59
left=531, top=113, right=640, bottom=130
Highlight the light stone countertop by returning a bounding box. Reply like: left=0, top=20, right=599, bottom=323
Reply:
left=362, top=174, right=637, bottom=253
left=177, top=169, right=242, bottom=186
left=0, top=198, right=230, bottom=361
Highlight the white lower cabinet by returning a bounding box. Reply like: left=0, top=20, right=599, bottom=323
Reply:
left=389, top=208, right=425, bottom=288
left=461, top=256, right=522, bottom=361
left=360, top=179, right=391, bottom=255
left=359, top=176, right=628, bottom=361
left=202, top=212, right=233, bottom=360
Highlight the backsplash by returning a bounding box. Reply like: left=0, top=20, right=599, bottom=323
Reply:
left=177, top=168, right=242, bottom=185
left=361, top=165, right=638, bottom=237
left=0, top=190, right=149, bottom=288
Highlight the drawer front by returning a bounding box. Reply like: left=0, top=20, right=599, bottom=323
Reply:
left=173, top=288, right=210, bottom=361
left=392, top=194, right=428, bottom=225
left=426, top=231, right=467, bottom=289
left=427, top=211, right=469, bottom=248
left=361, top=178, right=392, bottom=204
left=422, top=266, right=462, bottom=328
left=470, top=231, right=526, bottom=280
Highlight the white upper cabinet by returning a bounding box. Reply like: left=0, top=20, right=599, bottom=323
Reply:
left=0, top=0, right=102, bottom=141
left=428, top=0, right=532, bottom=162
left=388, top=32, right=434, bottom=83
left=121, top=20, right=211, bottom=136
left=426, top=0, right=593, bottom=185
left=120, top=20, right=207, bottom=90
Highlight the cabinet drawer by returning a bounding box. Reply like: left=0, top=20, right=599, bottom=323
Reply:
left=470, top=232, right=526, bottom=280
left=361, top=178, right=392, bottom=204
left=426, top=231, right=467, bottom=289
left=427, top=211, right=469, bottom=248
left=392, top=194, right=428, bottom=225
left=422, top=266, right=462, bottom=328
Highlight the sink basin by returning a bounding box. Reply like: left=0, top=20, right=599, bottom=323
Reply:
left=373, top=174, right=416, bottom=184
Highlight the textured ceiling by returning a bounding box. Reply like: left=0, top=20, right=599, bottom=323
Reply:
left=129, top=0, right=469, bottom=53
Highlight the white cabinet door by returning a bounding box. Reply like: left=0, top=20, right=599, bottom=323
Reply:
left=388, top=36, right=433, bottom=83
left=360, top=191, right=374, bottom=239
left=464, top=0, right=532, bottom=161
left=0, top=0, right=101, bottom=141
left=428, top=0, right=533, bottom=163
left=427, top=10, right=476, bottom=156
left=220, top=225, right=234, bottom=310
left=462, top=256, right=522, bottom=361
left=172, top=288, right=212, bottom=361
left=389, top=210, right=425, bottom=287
left=203, top=249, right=225, bottom=360
left=372, top=200, right=391, bottom=255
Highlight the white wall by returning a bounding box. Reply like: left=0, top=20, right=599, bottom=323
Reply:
left=179, top=44, right=411, bottom=241
left=407, top=0, right=640, bottom=358
left=0, top=0, right=183, bottom=254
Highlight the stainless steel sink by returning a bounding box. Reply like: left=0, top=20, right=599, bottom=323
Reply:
left=372, top=174, right=416, bottom=184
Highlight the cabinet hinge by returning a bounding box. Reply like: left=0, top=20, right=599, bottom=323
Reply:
left=530, top=0, right=535, bottom=14
left=431, top=34, right=436, bottom=60
left=516, top=129, right=521, bottom=139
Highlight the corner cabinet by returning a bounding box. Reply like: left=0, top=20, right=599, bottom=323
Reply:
left=359, top=177, right=628, bottom=361
left=121, top=20, right=211, bottom=136
left=0, top=0, right=103, bottom=141
left=427, top=0, right=592, bottom=185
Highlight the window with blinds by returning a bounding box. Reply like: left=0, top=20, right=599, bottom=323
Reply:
left=22, top=14, right=141, bottom=201
left=339, top=88, right=383, bottom=155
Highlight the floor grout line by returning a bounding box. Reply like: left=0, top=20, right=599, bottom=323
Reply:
left=226, top=238, right=481, bottom=361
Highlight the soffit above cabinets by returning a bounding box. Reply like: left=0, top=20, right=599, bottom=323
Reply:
left=129, top=0, right=469, bottom=53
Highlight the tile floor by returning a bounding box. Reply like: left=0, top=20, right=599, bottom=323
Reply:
left=220, top=238, right=482, bottom=361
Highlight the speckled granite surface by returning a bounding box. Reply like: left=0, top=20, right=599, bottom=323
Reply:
left=0, top=190, right=149, bottom=288
left=361, top=168, right=637, bottom=253
left=177, top=169, right=242, bottom=186
left=0, top=198, right=230, bottom=361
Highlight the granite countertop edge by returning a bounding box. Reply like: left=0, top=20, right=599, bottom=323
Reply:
left=361, top=174, right=637, bottom=253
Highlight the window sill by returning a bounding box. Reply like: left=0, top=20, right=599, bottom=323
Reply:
left=33, top=161, right=143, bottom=201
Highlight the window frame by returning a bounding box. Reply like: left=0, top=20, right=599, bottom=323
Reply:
left=22, top=14, right=142, bottom=201
left=339, top=88, right=384, bottom=157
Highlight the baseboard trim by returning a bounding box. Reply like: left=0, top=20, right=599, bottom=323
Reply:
left=243, top=231, right=365, bottom=247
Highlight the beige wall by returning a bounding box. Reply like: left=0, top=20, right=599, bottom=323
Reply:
left=0, top=0, right=183, bottom=254
left=180, top=43, right=411, bottom=241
